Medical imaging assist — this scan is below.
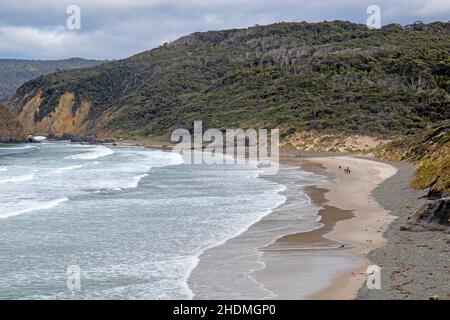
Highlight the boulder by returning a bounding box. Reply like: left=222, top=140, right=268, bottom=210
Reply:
left=402, top=197, right=450, bottom=232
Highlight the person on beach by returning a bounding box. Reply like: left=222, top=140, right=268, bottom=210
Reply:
left=339, top=165, right=342, bottom=171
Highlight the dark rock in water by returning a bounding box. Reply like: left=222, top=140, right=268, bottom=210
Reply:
left=401, top=197, right=450, bottom=232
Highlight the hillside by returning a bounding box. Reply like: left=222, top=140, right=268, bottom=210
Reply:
left=376, top=121, right=450, bottom=195
left=7, top=21, right=449, bottom=140
left=0, top=58, right=104, bottom=101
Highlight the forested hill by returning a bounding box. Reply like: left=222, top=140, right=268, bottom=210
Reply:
left=8, top=21, right=450, bottom=139
left=0, top=58, right=104, bottom=101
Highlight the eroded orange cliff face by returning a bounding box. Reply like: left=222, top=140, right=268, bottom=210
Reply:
left=12, top=91, right=95, bottom=137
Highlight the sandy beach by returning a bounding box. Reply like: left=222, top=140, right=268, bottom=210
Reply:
left=358, top=162, right=449, bottom=300
left=114, top=140, right=404, bottom=299
left=186, top=151, right=400, bottom=299
left=100, top=141, right=448, bottom=299
left=110, top=141, right=447, bottom=299
left=302, top=156, right=398, bottom=299
left=244, top=155, right=397, bottom=299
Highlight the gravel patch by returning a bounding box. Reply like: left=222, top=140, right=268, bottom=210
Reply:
left=357, top=161, right=450, bottom=300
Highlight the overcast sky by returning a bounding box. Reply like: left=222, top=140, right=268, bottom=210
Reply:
left=0, top=0, right=448, bottom=60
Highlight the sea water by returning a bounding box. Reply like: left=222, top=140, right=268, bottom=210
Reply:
left=0, top=142, right=293, bottom=299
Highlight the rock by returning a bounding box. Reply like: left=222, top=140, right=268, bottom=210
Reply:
left=403, top=197, right=450, bottom=232
left=0, top=104, right=25, bottom=142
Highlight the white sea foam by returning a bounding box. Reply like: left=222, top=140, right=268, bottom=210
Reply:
left=0, top=174, right=34, bottom=184
left=184, top=182, right=287, bottom=298
left=0, top=145, right=39, bottom=156
left=54, top=165, right=83, bottom=174
left=97, top=148, right=184, bottom=191
left=66, top=145, right=114, bottom=160
left=0, top=197, right=69, bottom=219
left=0, top=167, right=7, bottom=172
left=0, top=142, right=298, bottom=299
left=113, top=173, right=149, bottom=190
left=2, top=145, right=36, bottom=150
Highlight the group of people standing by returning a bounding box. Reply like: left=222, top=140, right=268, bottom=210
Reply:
left=339, top=165, right=351, bottom=174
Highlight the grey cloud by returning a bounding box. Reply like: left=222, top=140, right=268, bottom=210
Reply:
left=0, top=0, right=448, bottom=60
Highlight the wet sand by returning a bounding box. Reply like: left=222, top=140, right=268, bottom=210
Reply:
left=188, top=161, right=331, bottom=299
left=240, top=155, right=395, bottom=299
left=189, top=154, right=398, bottom=299
left=305, top=156, right=398, bottom=299
left=111, top=140, right=402, bottom=299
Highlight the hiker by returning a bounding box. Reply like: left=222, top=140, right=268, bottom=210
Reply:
left=339, top=165, right=342, bottom=171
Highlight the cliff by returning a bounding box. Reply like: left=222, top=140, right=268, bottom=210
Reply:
left=0, top=104, right=25, bottom=142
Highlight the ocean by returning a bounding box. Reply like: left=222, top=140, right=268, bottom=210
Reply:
left=0, top=142, right=298, bottom=299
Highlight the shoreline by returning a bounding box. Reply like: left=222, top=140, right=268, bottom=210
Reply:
left=357, top=162, right=448, bottom=300
left=103, top=141, right=404, bottom=299
left=298, top=156, right=398, bottom=299
left=246, top=154, right=398, bottom=300
left=104, top=141, right=403, bottom=299
left=187, top=161, right=326, bottom=299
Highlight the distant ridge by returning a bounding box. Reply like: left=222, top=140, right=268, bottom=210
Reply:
left=0, top=58, right=105, bottom=101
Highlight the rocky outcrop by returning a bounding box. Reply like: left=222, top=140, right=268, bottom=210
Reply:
left=401, top=197, right=450, bottom=232
left=10, top=90, right=99, bottom=139
left=0, top=104, right=25, bottom=142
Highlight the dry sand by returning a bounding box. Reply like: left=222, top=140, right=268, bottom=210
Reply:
left=303, top=156, right=398, bottom=299
left=248, top=155, right=398, bottom=299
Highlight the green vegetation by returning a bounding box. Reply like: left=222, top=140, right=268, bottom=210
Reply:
left=0, top=58, right=104, bottom=101
left=377, top=121, right=449, bottom=195
left=13, top=21, right=449, bottom=137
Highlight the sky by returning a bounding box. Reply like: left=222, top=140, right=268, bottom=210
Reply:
left=0, top=0, right=448, bottom=60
